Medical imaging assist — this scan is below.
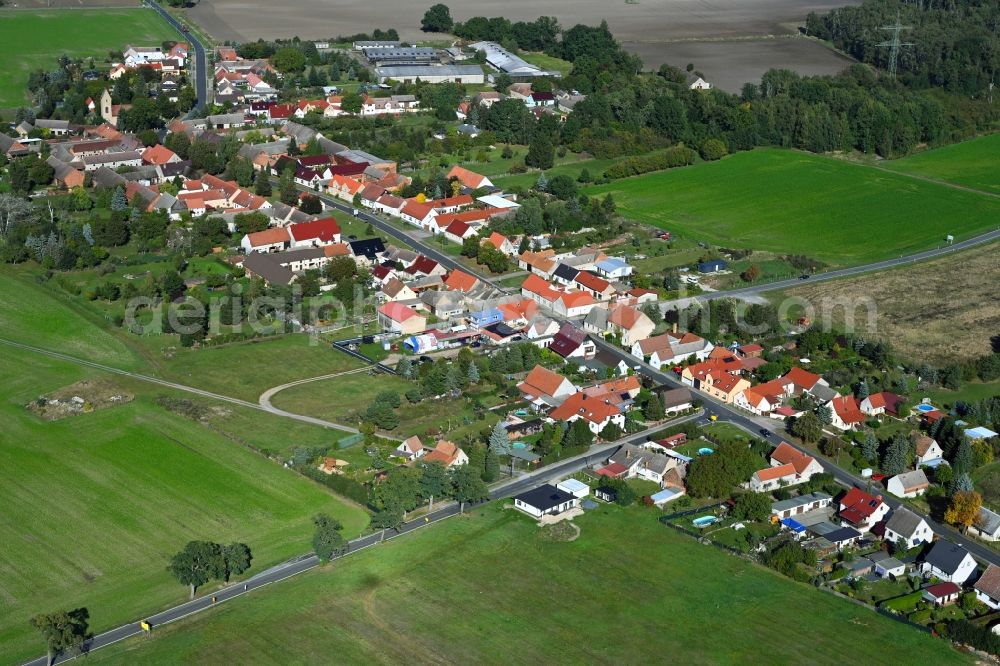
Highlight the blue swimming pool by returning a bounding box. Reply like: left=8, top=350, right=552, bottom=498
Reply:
left=692, top=516, right=718, bottom=528
left=512, top=442, right=528, bottom=450
left=698, top=447, right=714, bottom=455
left=916, top=404, right=935, bottom=413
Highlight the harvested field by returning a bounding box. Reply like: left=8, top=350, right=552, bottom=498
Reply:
left=773, top=242, right=1000, bottom=364
left=635, top=38, right=854, bottom=92
left=190, top=0, right=858, bottom=42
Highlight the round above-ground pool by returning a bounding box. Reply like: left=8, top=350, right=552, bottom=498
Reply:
left=514, top=409, right=529, bottom=416
left=511, top=441, right=528, bottom=450
left=698, top=447, right=714, bottom=455
left=692, top=515, right=718, bottom=528
left=916, top=404, right=936, bottom=413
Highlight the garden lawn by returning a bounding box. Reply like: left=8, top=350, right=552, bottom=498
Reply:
left=585, top=149, right=1000, bottom=266
left=0, top=353, right=369, bottom=665
left=0, top=9, right=177, bottom=108
left=86, top=504, right=969, bottom=665
left=883, top=132, right=1000, bottom=195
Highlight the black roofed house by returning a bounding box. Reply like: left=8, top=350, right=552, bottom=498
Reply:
left=513, top=484, right=579, bottom=518
left=823, top=526, right=863, bottom=551
left=552, top=263, right=580, bottom=286
left=921, top=540, right=977, bottom=584
left=349, top=238, right=387, bottom=264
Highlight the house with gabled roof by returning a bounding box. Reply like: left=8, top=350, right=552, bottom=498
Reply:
left=971, top=506, right=1000, bottom=542
left=648, top=331, right=714, bottom=369
left=778, top=367, right=828, bottom=396
left=607, top=304, right=655, bottom=346
left=838, top=488, right=889, bottom=531
left=378, top=302, right=426, bottom=334
left=974, top=564, right=1000, bottom=609
left=517, top=364, right=576, bottom=406
left=886, top=470, right=930, bottom=498
left=444, top=269, right=479, bottom=293
left=769, top=442, right=823, bottom=481
left=520, top=274, right=561, bottom=308
left=381, top=277, right=417, bottom=303
left=574, top=271, right=615, bottom=301
left=548, top=322, right=595, bottom=359
left=241, top=227, right=291, bottom=254
left=882, top=507, right=933, bottom=549
left=518, top=249, right=557, bottom=277
left=423, top=440, right=469, bottom=468
left=682, top=354, right=750, bottom=404
left=446, top=165, right=493, bottom=190
left=288, top=217, right=341, bottom=248
left=827, top=395, right=866, bottom=431
left=399, top=200, right=436, bottom=228
left=485, top=231, right=516, bottom=256
left=444, top=219, right=477, bottom=244
left=921, top=540, right=977, bottom=584
left=549, top=391, right=625, bottom=435
left=914, top=434, right=945, bottom=467
left=860, top=392, right=903, bottom=418
left=749, top=464, right=799, bottom=492
left=553, top=290, right=596, bottom=318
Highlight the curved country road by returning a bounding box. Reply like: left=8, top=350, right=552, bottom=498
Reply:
left=0, top=339, right=357, bottom=432
left=258, top=366, right=373, bottom=433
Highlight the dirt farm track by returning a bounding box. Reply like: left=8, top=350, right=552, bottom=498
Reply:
left=189, top=0, right=858, bottom=90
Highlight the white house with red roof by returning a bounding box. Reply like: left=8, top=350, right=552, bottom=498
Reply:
left=446, top=165, right=493, bottom=190
left=553, top=291, right=597, bottom=318
left=838, top=487, right=889, bottom=531
left=748, top=442, right=821, bottom=491
left=860, top=392, right=903, bottom=417
left=769, top=442, right=823, bottom=481
left=399, top=201, right=436, bottom=227
left=548, top=392, right=625, bottom=434
left=485, top=232, right=516, bottom=256
left=443, top=219, right=478, bottom=244
left=378, top=302, right=426, bottom=335
left=517, top=364, right=577, bottom=406
left=288, top=218, right=341, bottom=248
left=241, top=227, right=291, bottom=254
left=827, top=395, right=866, bottom=430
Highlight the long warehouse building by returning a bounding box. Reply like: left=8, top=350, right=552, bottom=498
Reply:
left=375, top=64, right=485, bottom=84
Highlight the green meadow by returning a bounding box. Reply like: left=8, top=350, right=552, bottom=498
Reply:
left=87, top=504, right=968, bottom=665
left=0, top=354, right=369, bottom=664
left=585, top=149, right=1000, bottom=266
left=0, top=271, right=370, bottom=663
left=883, top=132, right=1000, bottom=194
left=0, top=8, right=177, bottom=108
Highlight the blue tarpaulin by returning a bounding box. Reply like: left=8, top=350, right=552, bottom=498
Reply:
left=780, top=518, right=807, bottom=533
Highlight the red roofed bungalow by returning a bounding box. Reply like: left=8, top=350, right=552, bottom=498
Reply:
left=289, top=218, right=341, bottom=246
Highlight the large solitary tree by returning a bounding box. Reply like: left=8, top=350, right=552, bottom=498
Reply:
left=312, top=513, right=347, bottom=561
left=31, top=608, right=91, bottom=666
left=169, top=541, right=225, bottom=599
left=421, top=4, right=454, bottom=32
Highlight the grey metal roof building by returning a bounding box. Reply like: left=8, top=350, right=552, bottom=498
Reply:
left=375, top=64, right=484, bottom=84
left=363, top=47, right=438, bottom=65
left=468, top=41, right=561, bottom=79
